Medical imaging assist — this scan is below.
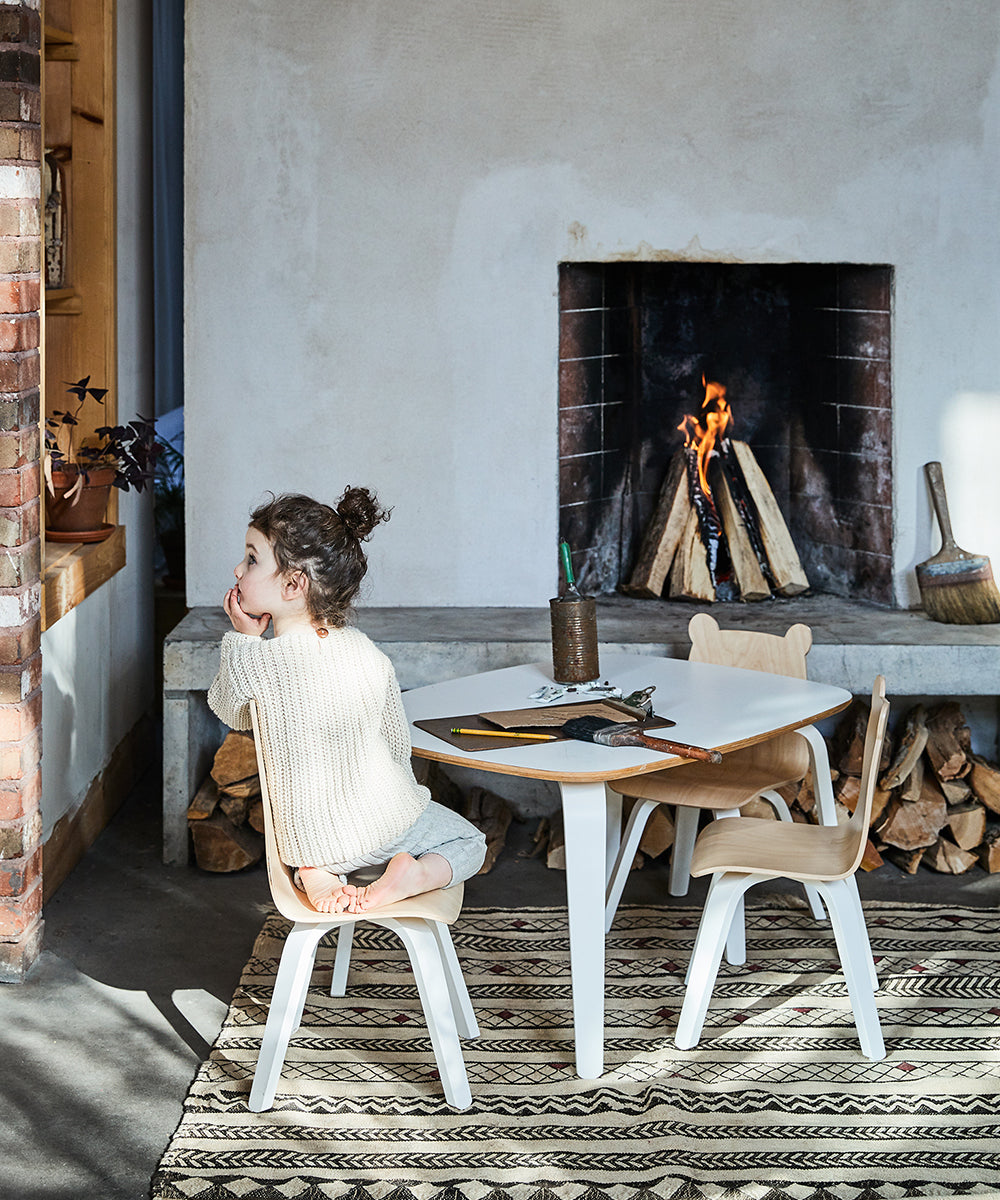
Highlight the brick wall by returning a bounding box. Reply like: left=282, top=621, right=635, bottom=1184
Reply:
left=0, top=0, right=42, bottom=983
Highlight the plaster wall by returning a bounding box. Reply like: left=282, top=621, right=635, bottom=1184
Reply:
left=184, top=0, right=1000, bottom=610
left=40, top=0, right=155, bottom=839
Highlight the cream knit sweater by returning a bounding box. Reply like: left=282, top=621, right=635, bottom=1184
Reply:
left=207, top=626, right=429, bottom=867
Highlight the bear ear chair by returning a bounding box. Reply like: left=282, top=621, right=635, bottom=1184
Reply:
left=674, top=674, right=890, bottom=1061
left=603, top=613, right=834, bottom=944
left=244, top=700, right=479, bottom=1112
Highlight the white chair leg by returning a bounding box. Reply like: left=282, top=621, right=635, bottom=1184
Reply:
left=670, top=805, right=701, bottom=896
left=604, top=796, right=658, bottom=932
left=711, top=808, right=746, bottom=965
left=330, top=922, right=354, bottom=997
left=676, top=873, right=755, bottom=1050
left=845, top=874, right=879, bottom=991
left=249, top=923, right=327, bottom=1112
left=429, top=920, right=479, bottom=1039
left=760, top=787, right=827, bottom=923
left=383, top=917, right=472, bottom=1109
left=821, top=878, right=885, bottom=1061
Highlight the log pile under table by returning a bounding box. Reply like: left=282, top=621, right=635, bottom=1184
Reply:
left=190, top=705, right=1000, bottom=880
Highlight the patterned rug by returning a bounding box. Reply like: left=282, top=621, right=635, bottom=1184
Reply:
left=151, top=903, right=1000, bottom=1200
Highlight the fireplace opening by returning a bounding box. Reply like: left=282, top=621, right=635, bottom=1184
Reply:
left=558, top=261, right=893, bottom=605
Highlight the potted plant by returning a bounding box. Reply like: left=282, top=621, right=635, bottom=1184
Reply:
left=44, top=376, right=158, bottom=542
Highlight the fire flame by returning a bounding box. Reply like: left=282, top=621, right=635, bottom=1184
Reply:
left=677, top=376, right=732, bottom=498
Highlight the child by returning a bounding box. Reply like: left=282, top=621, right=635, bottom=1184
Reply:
left=207, top=488, right=486, bottom=914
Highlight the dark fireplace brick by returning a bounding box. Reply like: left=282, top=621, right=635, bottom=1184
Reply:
left=558, top=261, right=894, bottom=603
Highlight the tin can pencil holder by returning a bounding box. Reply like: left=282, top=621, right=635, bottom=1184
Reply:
left=550, top=595, right=599, bottom=684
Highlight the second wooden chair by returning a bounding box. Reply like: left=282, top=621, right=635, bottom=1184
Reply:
left=605, top=612, right=838, bottom=947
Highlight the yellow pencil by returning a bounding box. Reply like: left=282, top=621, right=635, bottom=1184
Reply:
left=451, top=727, right=556, bottom=741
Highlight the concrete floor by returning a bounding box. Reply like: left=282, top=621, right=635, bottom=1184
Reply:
left=3, top=765, right=1000, bottom=1200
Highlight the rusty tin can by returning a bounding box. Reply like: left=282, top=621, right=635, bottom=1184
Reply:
left=549, top=595, right=599, bottom=683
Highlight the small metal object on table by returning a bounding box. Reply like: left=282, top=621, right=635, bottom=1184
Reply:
left=403, top=651, right=851, bottom=1080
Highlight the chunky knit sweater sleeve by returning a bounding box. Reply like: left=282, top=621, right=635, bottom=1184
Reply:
left=207, top=627, right=429, bottom=867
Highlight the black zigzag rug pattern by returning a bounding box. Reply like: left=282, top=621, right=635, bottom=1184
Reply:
left=152, top=903, right=1000, bottom=1200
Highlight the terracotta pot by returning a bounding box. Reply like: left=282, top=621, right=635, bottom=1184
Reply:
left=46, top=466, right=116, bottom=538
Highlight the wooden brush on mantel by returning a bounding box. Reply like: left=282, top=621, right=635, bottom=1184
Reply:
left=916, top=461, right=1000, bottom=624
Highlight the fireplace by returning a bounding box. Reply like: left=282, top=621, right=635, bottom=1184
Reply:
left=558, top=262, right=893, bottom=605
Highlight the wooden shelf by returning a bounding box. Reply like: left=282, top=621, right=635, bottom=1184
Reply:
left=44, top=24, right=78, bottom=60
left=44, top=287, right=82, bottom=315
left=42, top=524, right=126, bottom=630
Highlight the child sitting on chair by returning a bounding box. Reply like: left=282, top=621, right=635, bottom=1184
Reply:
left=207, top=488, right=486, bottom=914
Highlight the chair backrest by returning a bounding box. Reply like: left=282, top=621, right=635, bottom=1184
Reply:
left=842, top=675, right=890, bottom=875
left=687, top=611, right=812, bottom=679
left=248, top=700, right=462, bottom=926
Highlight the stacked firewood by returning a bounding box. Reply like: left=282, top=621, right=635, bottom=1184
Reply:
left=187, top=736, right=515, bottom=875
left=626, top=442, right=809, bottom=602
left=759, top=699, right=1000, bottom=875
left=831, top=699, right=1000, bottom=875
left=187, top=730, right=265, bottom=872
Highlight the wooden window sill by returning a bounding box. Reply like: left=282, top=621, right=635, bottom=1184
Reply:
left=42, top=525, right=126, bottom=631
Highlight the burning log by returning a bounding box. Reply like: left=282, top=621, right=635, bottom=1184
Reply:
left=626, top=451, right=690, bottom=597
left=713, top=466, right=771, bottom=601
left=683, top=445, right=735, bottom=597
left=627, top=377, right=807, bottom=602
left=728, top=441, right=808, bottom=597
left=669, top=509, right=715, bottom=602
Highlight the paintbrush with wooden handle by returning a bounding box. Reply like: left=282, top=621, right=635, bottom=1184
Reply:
left=561, top=715, right=721, bottom=762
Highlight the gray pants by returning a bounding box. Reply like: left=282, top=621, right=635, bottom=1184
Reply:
left=309, top=801, right=487, bottom=889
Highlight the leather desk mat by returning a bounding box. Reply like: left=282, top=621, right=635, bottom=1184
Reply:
left=414, top=700, right=676, bottom=753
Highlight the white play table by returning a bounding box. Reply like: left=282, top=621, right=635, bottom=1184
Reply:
left=403, top=651, right=852, bottom=1079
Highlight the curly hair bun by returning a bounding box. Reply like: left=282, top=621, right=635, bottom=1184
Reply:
left=336, top=486, right=391, bottom=542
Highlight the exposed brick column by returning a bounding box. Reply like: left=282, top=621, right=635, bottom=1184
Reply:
left=0, top=0, right=42, bottom=983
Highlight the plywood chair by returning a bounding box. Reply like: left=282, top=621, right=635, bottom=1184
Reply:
left=605, top=612, right=837, bottom=945
left=675, top=676, right=889, bottom=1059
left=246, top=701, right=478, bottom=1112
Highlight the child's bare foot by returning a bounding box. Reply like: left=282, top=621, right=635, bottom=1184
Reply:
left=352, top=852, right=452, bottom=911
left=297, top=866, right=353, bottom=913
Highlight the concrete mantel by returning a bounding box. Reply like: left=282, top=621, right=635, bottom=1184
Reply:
left=166, top=596, right=1000, bottom=698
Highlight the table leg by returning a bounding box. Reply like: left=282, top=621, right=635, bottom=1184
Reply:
left=560, top=779, right=612, bottom=1079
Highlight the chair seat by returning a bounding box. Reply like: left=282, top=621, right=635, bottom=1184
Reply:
left=690, top=812, right=860, bottom=882
left=273, top=877, right=464, bottom=929
left=609, top=738, right=809, bottom=810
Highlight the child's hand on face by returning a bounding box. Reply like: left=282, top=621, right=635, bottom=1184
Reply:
left=224, top=586, right=271, bottom=636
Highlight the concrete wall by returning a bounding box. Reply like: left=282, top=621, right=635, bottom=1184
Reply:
left=184, top=0, right=1000, bottom=610
left=40, top=0, right=155, bottom=840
